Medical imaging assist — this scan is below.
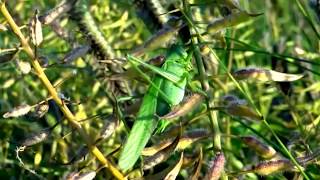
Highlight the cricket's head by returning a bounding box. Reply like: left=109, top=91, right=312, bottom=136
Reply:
left=166, top=44, right=192, bottom=70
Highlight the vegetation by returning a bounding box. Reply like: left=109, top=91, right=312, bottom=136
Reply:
left=0, top=0, right=319, bottom=179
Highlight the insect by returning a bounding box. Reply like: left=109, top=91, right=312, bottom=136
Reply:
left=118, top=44, right=191, bottom=171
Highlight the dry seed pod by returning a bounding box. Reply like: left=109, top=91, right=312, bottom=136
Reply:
left=61, top=45, right=90, bottom=64
left=241, top=136, right=276, bottom=159
left=3, top=104, right=32, bottom=118
left=161, top=93, right=204, bottom=120
left=204, top=152, right=226, bottom=180
left=253, top=159, right=293, bottom=175
left=29, top=9, right=43, bottom=46
left=74, top=171, right=96, bottom=180
left=225, top=101, right=262, bottom=120
left=33, top=102, right=49, bottom=118
left=39, top=0, right=77, bottom=25
left=0, top=48, right=19, bottom=64
left=17, top=60, right=31, bottom=74
left=164, top=152, right=184, bottom=180
left=207, top=11, right=262, bottom=34
left=142, top=129, right=210, bottom=156
left=143, top=135, right=180, bottom=170
left=97, top=115, right=119, bottom=142
left=132, top=25, right=181, bottom=56
left=190, top=148, right=203, bottom=180
left=232, top=67, right=304, bottom=82
left=19, top=123, right=58, bottom=147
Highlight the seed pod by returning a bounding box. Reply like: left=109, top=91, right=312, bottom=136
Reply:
left=161, top=93, right=204, bottom=120
left=241, top=136, right=276, bottom=159
left=232, top=67, right=304, bottom=82
left=225, top=101, right=262, bottom=120
left=97, top=115, right=119, bottom=142
left=190, top=148, right=203, bottom=180
left=19, top=123, right=58, bottom=147
left=33, top=102, right=49, bottom=118
left=39, top=0, right=78, bottom=25
left=3, top=104, right=32, bottom=118
left=204, top=152, right=226, bottom=180
left=164, top=152, right=184, bottom=180
left=61, top=45, right=90, bottom=64
left=74, top=171, right=96, bottom=180
left=0, top=48, right=19, bottom=64
left=143, top=135, right=180, bottom=170
left=16, top=60, right=31, bottom=74
left=207, top=11, right=262, bottom=34
left=29, top=9, right=43, bottom=46
left=142, top=129, right=210, bottom=156
left=132, top=25, right=181, bottom=56
left=253, top=159, right=292, bottom=175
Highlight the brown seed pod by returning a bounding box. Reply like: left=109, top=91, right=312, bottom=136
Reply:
left=142, top=129, right=210, bottom=156
left=164, top=152, right=184, bottom=180
left=33, top=102, right=49, bottom=118
left=0, top=48, right=19, bottom=64
left=61, top=45, right=90, bottom=64
left=3, top=104, right=32, bottom=118
left=143, top=135, right=180, bottom=170
left=161, top=93, right=204, bottom=120
left=74, top=171, right=96, bottom=180
left=207, top=11, right=262, bottom=34
left=190, top=148, right=203, bottom=180
left=253, top=159, right=293, bottom=175
left=39, top=0, right=78, bottom=25
left=131, top=25, right=181, bottom=56
left=204, top=152, right=226, bottom=180
left=29, top=9, right=43, bottom=46
left=232, top=67, right=304, bottom=82
left=241, top=136, right=276, bottom=159
left=96, top=115, right=119, bottom=143
left=225, top=101, right=262, bottom=121
left=19, top=123, right=58, bottom=147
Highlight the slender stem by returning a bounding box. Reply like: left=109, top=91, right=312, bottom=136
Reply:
left=0, top=3, right=125, bottom=180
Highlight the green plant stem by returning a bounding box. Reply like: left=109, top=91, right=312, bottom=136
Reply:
left=0, top=3, right=125, bottom=180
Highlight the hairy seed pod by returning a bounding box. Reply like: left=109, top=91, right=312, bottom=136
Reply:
left=225, top=101, right=262, bottom=120
left=19, top=124, right=57, bottom=147
left=146, top=0, right=169, bottom=25
left=132, top=25, right=181, bottom=56
left=142, top=129, right=210, bottom=156
left=3, top=104, right=32, bottom=118
left=98, top=115, right=119, bottom=141
left=61, top=45, right=90, bottom=64
left=253, top=159, right=292, bottom=175
left=241, top=136, right=276, bottom=159
left=207, top=11, right=262, bottom=34
left=29, top=9, right=43, bottom=46
left=161, top=93, right=204, bottom=120
left=0, top=48, right=19, bottom=64
left=39, top=0, right=78, bottom=25
left=143, top=135, right=180, bottom=170
left=33, top=102, right=49, bottom=118
left=232, top=67, right=304, bottom=82
left=164, top=152, right=184, bottom=180
left=204, top=152, right=226, bottom=180
left=74, top=171, right=96, bottom=180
